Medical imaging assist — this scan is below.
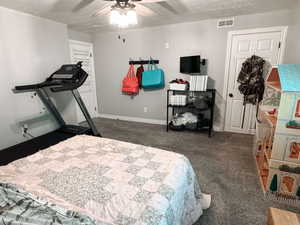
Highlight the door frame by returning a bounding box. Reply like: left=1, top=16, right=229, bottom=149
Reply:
left=69, top=40, right=99, bottom=123
left=222, top=26, right=288, bottom=132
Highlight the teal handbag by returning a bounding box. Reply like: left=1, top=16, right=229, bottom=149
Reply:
left=142, top=61, right=165, bottom=89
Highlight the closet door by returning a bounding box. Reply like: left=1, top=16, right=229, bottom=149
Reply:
left=225, top=29, right=284, bottom=134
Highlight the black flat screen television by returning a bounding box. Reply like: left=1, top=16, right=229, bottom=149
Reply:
left=180, top=55, right=201, bottom=74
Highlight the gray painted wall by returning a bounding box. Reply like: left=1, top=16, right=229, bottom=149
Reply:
left=92, top=10, right=291, bottom=128
left=68, top=29, right=92, bottom=43
left=285, top=1, right=300, bottom=64
left=0, top=7, right=75, bottom=149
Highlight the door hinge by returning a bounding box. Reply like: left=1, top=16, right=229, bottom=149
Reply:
left=278, top=42, right=281, bottom=49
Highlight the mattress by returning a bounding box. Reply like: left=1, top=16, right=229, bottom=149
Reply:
left=0, top=135, right=210, bottom=225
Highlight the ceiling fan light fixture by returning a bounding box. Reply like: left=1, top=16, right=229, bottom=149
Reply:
left=119, top=14, right=129, bottom=28
left=127, top=10, right=137, bottom=25
left=109, top=1, right=138, bottom=28
left=110, top=9, right=120, bottom=25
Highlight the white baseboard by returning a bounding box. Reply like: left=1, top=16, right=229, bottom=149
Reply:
left=213, top=125, right=222, bottom=132
left=98, top=113, right=165, bottom=125
left=98, top=113, right=223, bottom=132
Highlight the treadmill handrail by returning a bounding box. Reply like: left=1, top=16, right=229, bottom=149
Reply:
left=15, top=80, right=65, bottom=91
left=15, top=84, right=41, bottom=91
left=15, top=81, right=60, bottom=90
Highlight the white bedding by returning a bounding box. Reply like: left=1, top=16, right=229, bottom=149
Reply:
left=0, top=135, right=210, bottom=225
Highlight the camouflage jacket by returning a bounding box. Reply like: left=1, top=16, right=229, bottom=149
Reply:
left=237, top=55, right=265, bottom=105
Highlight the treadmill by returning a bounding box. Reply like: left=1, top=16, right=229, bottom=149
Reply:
left=0, top=62, right=101, bottom=165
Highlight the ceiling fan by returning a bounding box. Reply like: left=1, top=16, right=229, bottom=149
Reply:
left=73, top=0, right=179, bottom=19
left=65, top=0, right=182, bottom=29
left=72, top=0, right=179, bottom=28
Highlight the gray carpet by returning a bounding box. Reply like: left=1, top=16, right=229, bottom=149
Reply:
left=93, top=118, right=300, bottom=225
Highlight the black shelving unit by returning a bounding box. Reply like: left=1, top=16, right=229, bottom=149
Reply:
left=166, top=89, right=216, bottom=137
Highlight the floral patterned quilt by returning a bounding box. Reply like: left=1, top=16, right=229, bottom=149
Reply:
left=0, top=135, right=210, bottom=225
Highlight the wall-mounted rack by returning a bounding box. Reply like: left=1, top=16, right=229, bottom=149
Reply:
left=129, top=60, right=159, bottom=65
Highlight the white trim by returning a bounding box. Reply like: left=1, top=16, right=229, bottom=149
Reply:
left=99, top=113, right=165, bottom=125
left=277, top=26, right=288, bottom=64
left=213, top=125, right=222, bottom=132
left=223, top=31, right=234, bottom=102
left=69, top=39, right=93, bottom=46
left=224, top=26, right=288, bottom=37
left=222, top=26, right=288, bottom=131
left=69, top=40, right=99, bottom=122
left=89, top=43, right=99, bottom=114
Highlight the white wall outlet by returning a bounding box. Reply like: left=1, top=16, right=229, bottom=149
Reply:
left=165, top=42, right=170, bottom=49
left=144, top=107, right=148, bottom=113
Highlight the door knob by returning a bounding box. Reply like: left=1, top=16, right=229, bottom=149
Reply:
left=229, top=93, right=234, bottom=98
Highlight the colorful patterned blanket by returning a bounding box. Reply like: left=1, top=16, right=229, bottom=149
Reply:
left=0, top=182, right=97, bottom=225
left=0, top=135, right=210, bottom=225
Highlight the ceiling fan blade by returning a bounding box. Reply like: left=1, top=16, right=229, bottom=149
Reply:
left=140, top=0, right=182, bottom=15
left=135, top=4, right=156, bottom=16
left=73, top=0, right=96, bottom=12
left=92, top=5, right=111, bottom=17
left=51, top=0, right=73, bottom=12
left=90, top=24, right=107, bottom=28
left=156, top=2, right=179, bottom=14
left=135, top=0, right=165, bottom=2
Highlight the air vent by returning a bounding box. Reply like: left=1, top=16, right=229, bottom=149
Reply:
left=217, top=18, right=234, bottom=28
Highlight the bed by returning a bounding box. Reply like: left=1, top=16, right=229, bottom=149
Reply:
left=0, top=135, right=210, bottom=225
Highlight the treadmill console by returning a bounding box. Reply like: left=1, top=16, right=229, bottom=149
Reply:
left=15, top=62, right=88, bottom=92
left=50, top=63, right=85, bottom=80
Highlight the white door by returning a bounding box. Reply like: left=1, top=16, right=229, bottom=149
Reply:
left=224, top=27, right=287, bottom=134
left=69, top=40, right=98, bottom=123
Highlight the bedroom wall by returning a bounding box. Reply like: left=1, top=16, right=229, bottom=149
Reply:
left=92, top=10, right=291, bottom=129
left=68, top=29, right=93, bottom=43
left=285, top=1, right=300, bottom=64
left=0, top=7, right=74, bottom=150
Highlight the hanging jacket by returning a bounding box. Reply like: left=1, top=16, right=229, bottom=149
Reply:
left=136, top=65, right=144, bottom=88
left=237, top=55, right=265, bottom=105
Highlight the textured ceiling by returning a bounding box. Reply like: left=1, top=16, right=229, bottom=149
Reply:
left=0, top=0, right=297, bottom=33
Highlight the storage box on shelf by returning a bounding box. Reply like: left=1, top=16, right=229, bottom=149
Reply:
left=169, top=83, right=188, bottom=91
left=169, top=95, right=187, bottom=106
left=189, top=75, right=208, bottom=91
left=255, top=65, right=300, bottom=199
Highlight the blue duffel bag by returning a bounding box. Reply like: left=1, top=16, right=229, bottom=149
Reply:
left=142, top=62, right=165, bottom=89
